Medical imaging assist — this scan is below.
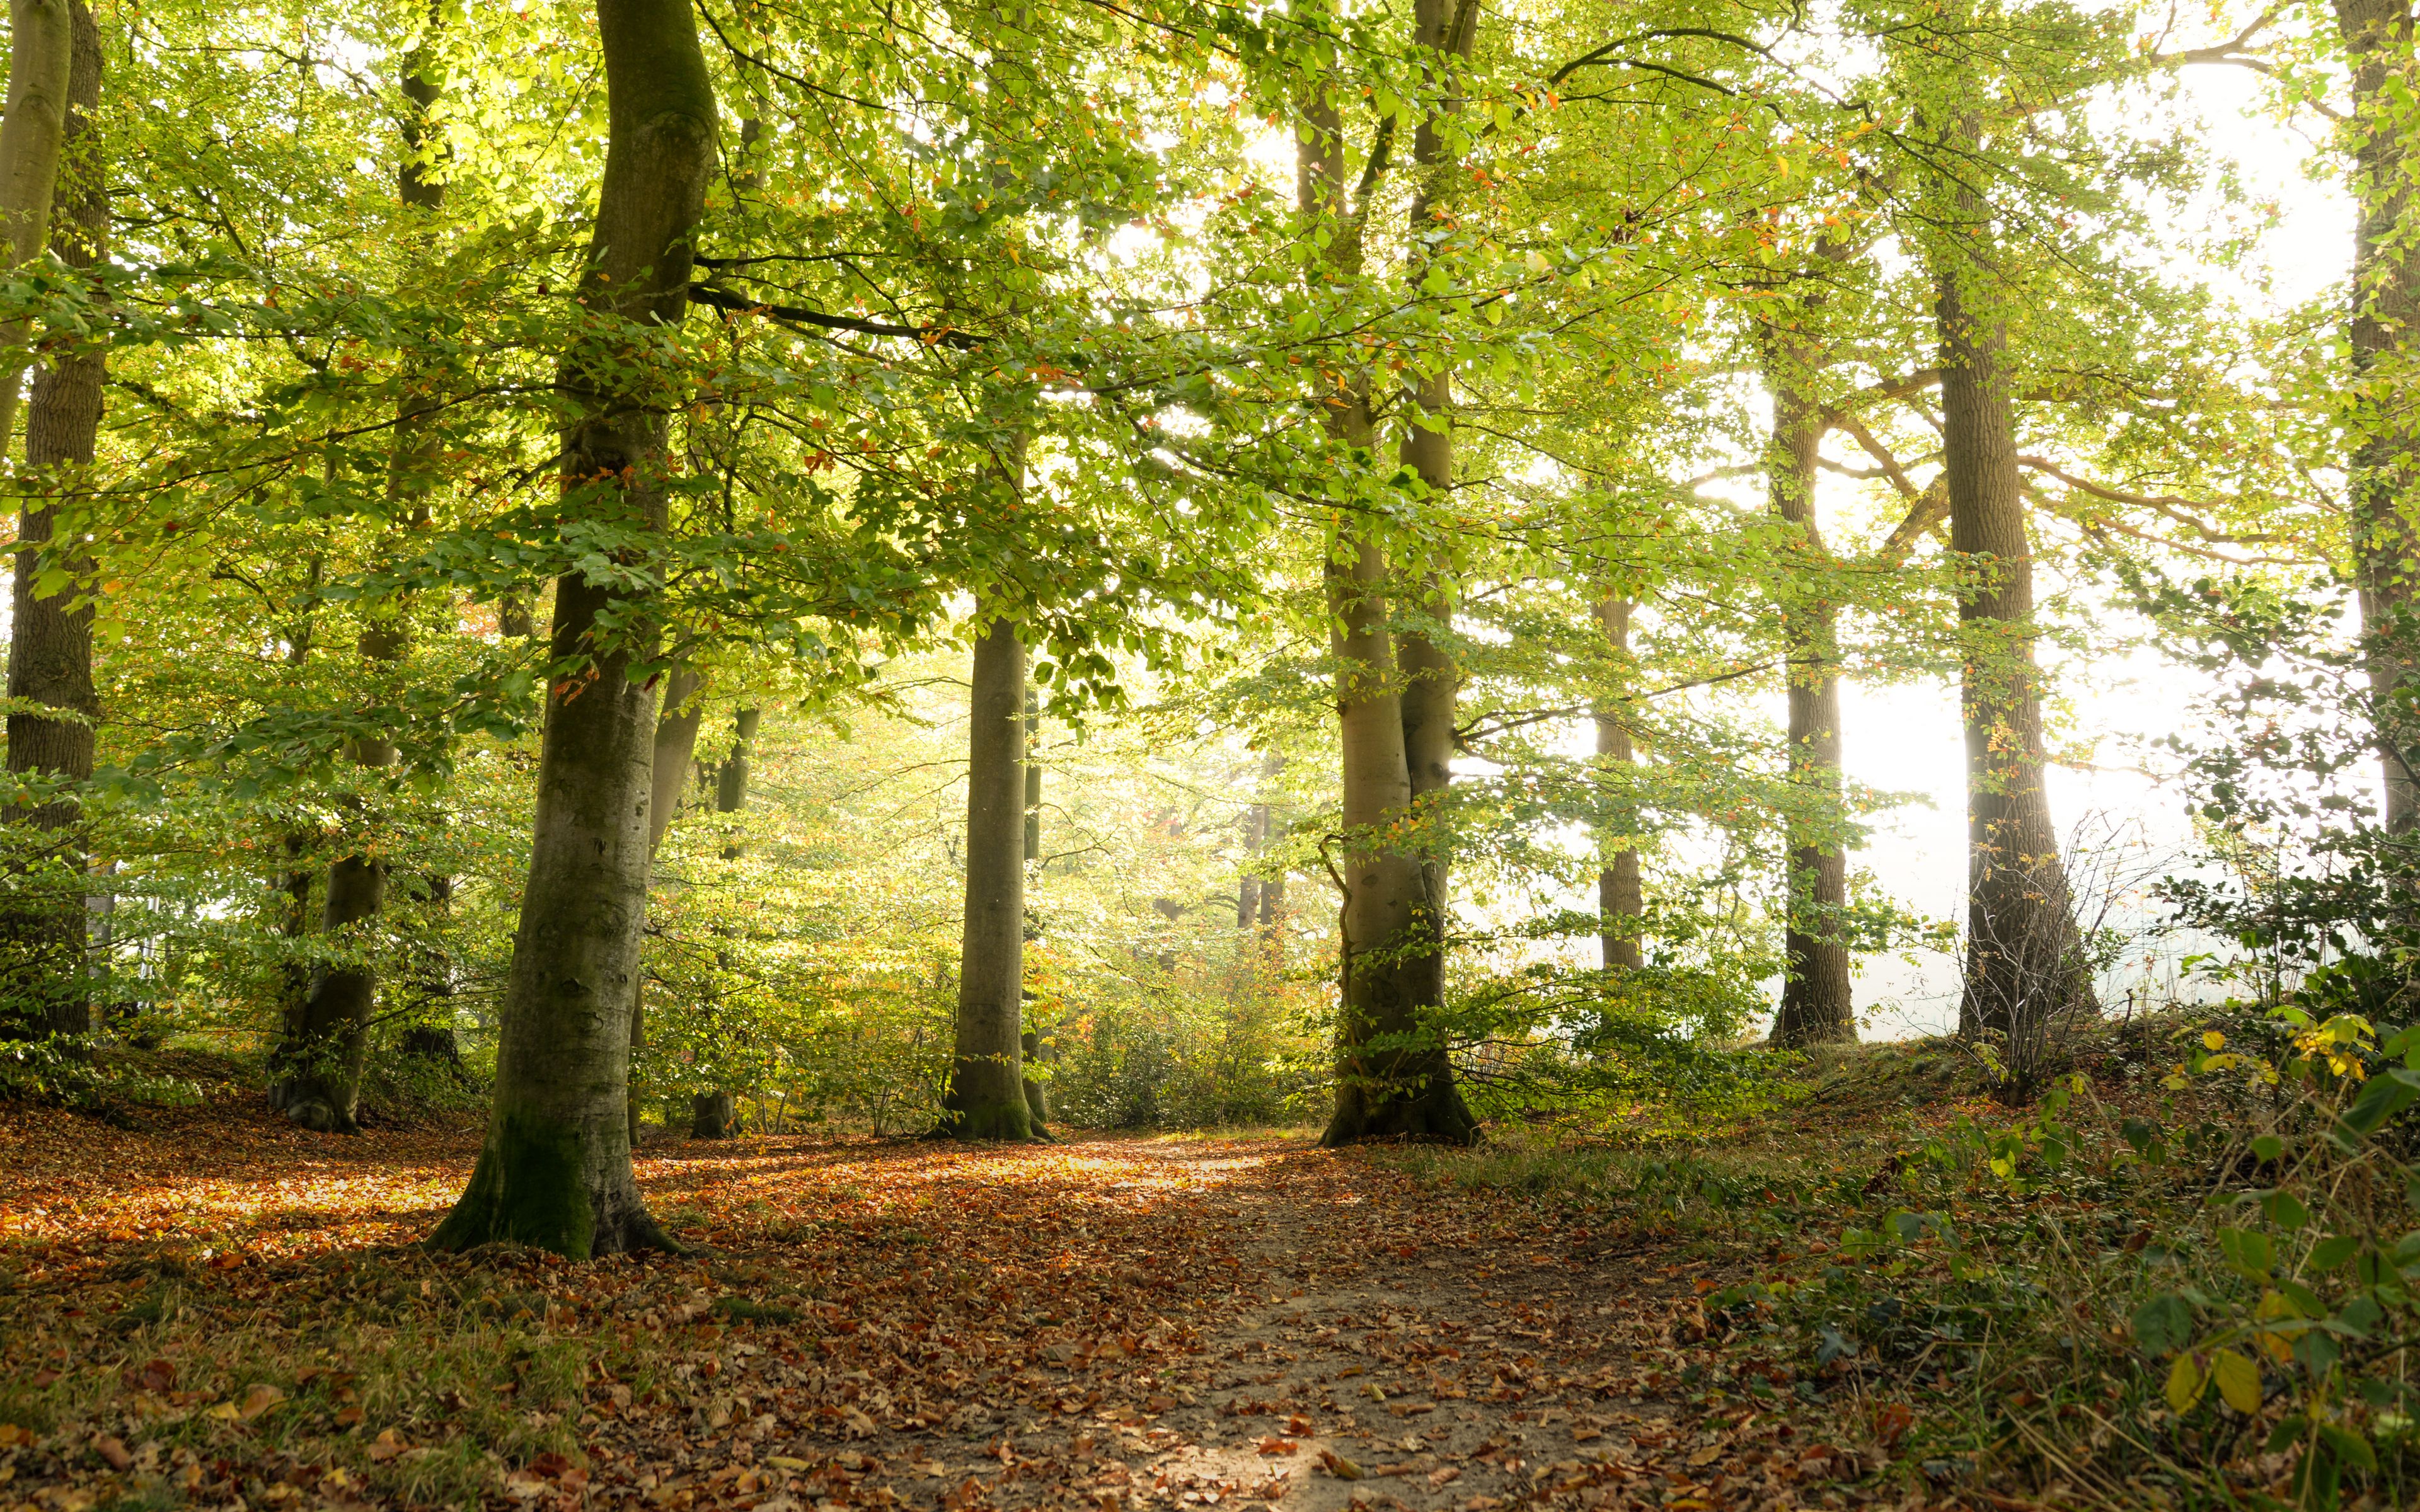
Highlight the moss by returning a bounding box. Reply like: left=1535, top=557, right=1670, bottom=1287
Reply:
left=427, top=1112, right=595, bottom=1259
left=939, top=1097, right=1035, bottom=1142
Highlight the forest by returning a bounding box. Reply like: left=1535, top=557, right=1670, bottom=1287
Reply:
left=4, top=0, right=2420, bottom=1507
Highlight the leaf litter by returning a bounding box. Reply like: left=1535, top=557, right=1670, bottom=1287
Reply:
left=0, top=1101, right=1898, bottom=1512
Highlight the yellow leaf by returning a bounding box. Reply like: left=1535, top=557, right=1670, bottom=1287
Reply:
left=2165, top=1354, right=2207, bottom=1414
left=2204, top=1031, right=2227, bottom=1051
left=2212, top=1349, right=2262, bottom=1414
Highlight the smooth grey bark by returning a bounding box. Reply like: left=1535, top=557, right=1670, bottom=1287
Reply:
left=1764, top=373, right=1855, bottom=1046
left=1593, top=597, right=1644, bottom=974
left=1018, top=682, right=1047, bottom=1127
left=940, top=611, right=1034, bottom=1140
left=0, top=0, right=74, bottom=461
left=1298, top=64, right=1473, bottom=1148
left=626, top=663, right=703, bottom=1142
left=1935, top=246, right=2095, bottom=1056
left=431, top=0, right=715, bottom=1257
left=1023, top=684, right=1042, bottom=861
left=715, top=707, right=759, bottom=839
left=0, top=0, right=99, bottom=1041
left=1237, top=799, right=1265, bottom=929
left=687, top=703, right=756, bottom=1140
left=2335, top=0, right=2420, bottom=830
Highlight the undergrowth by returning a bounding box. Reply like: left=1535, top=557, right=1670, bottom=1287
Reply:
left=1393, top=1012, right=2420, bottom=1509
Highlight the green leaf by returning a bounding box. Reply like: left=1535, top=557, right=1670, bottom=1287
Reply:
left=2250, top=1133, right=2285, bottom=1162
left=2337, top=1065, right=2420, bottom=1138
left=2266, top=1414, right=2308, bottom=1453
left=2133, top=1293, right=2194, bottom=1356
left=2263, top=1191, right=2311, bottom=1231
left=2218, top=1226, right=2274, bottom=1279
left=2317, top=1423, right=2377, bottom=1472
left=2310, top=1234, right=2360, bottom=1272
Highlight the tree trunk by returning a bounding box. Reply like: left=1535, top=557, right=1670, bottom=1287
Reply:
left=716, top=706, right=759, bottom=846
left=940, top=611, right=1034, bottom=1140
left=1393, top=0, right=1469, bottom=971
left=1322, top=535, right=1477, bottom=1146
left=1593, top=597, right=1644, bottom=973
left=689, top=1089, right=734, bottom=1139
left=1238, top=799, right=1264, bottom=929
left=0, top=0, right=75, bottom=461
left=1764, top=375, right=1856, bottom=1046
left=0, top=0, right=99, bottom=1042
left=1935, top=251, right=2095, bottom=1052
left=430, top=0, right=715, bottom=1258
left=1023, top=684, right=1042, bottom=861
left=2335, top=0, right=2420, bottom=830
left=271, top=23, right=447, bottom=1123
left=685, top=703, right=756, bottom=1140
left=1299, top=50, right=1474, bottom=1147
left=626, top=663, right=703, bottom=1142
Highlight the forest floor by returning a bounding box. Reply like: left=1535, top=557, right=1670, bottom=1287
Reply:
left=2, top=1063, right=2026, bottom=1512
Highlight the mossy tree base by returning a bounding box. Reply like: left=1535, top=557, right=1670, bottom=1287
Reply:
left=1320, top=1058, right=1479, bottom=1147
left=429, top=1112, right=681, bottom=1259
left=934, top=1092, right=1039, bottom=1143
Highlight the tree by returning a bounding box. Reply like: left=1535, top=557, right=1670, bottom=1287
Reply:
left=269, top=20, right=451, bottom=1131
left=1930, top=193, right=2097, bottom=1049
left=2332, top=0, right=2420, bottom=832
left=431, top=0, right=717, bottom=1257
left=939, top=608, right=1038, bottom=1140
left=1759, top=325, right=1857, bottom=1046
left=1, top=0, right=100, bottom=1042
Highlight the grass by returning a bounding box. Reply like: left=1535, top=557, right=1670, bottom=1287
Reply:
left=1383, top=1016, right=2420, bottom=1509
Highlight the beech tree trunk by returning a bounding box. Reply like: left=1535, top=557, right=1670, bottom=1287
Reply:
left=1765, top=375, right=1855, bottom=1046
left=1023, top=684, right=1042, bottom=861
left=1238, top=799, right=1265, bottom=929
left=1299, top=50, right=1473, bottom=1147
left=0, top=0, right=74, bottom=461
left=940, top=611, right=1034, bottom=1140
left=688, top=703, right=755, bottom=1141
left=1935, top=251, right=2094, bottom=1050
left=1393, top=0, right=1468, bottom=968
left=625, top=663, right=703, bottom=1142
left=0, top=0, right=99, bottom=1041
left=1594, top=598, right=1643, bottom=973
left=2335, top=0, right=2420, bottom=831
left=1018, top=683, right=1048, bottom=1127
left=430, top=0, right=715, bottom=1257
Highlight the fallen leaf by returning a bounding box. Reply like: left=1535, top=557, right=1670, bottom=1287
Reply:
left=1318, top=1451, right=1364, bottom=1482
left=1256, top=1437, right=1296, bottom=1457
left=1686, top=1445, right=1720, bottom=1467
left=1427, top=1467, right=1461, bottom=1488
left=238, top=1383, right=284, bottom=1421
left=367, top=1430, right=406, bottom=1462
left=93, top=1436, right=131, bottom=1471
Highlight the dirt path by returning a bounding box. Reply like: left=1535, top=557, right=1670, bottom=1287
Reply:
left=0, top=1118, right=1875, bottom=1512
